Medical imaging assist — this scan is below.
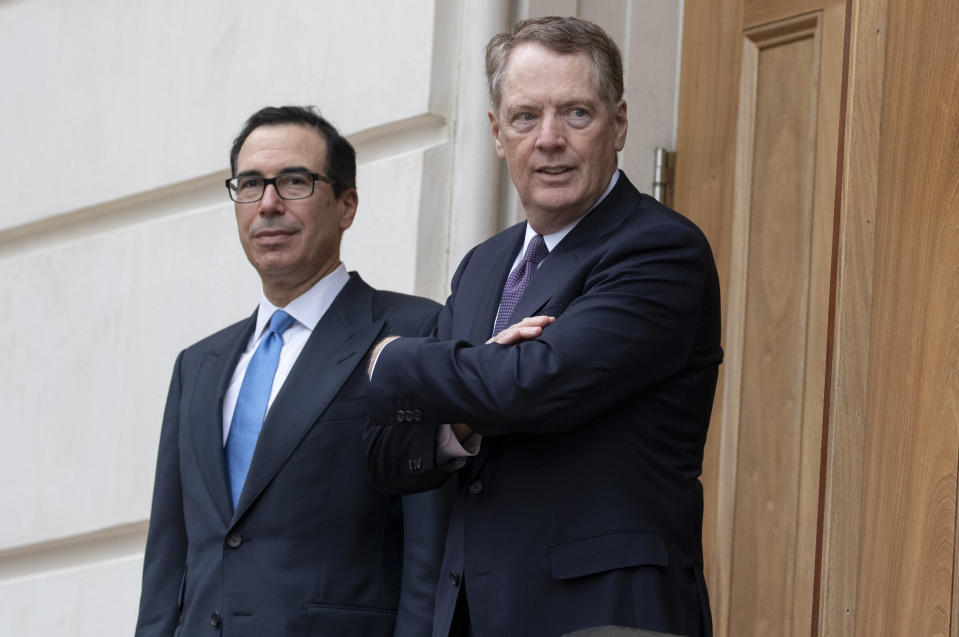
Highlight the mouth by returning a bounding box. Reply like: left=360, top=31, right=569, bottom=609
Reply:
left=536, top=166, right=574, bottom=176
left=252, top=227, right=297, bottom=244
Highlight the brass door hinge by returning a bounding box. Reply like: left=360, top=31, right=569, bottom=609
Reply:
left=652, top=147, right=675, bottom=207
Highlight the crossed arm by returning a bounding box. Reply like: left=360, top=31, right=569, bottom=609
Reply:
left=368, top=315, right=554, bottom=375
left=367, top=315, right=555, bottom=442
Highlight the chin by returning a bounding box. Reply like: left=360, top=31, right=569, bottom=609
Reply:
left=255, top=254, right=296, bottom=273
left=532, top=196, right=583, bottom=215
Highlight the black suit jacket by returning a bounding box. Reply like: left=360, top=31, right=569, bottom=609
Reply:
left=136, top=273, right=447, bottom=637
left=365, top=173, right=722, bottom=637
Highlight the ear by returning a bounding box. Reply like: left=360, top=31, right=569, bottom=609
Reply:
left=489, top=109, right=506, bottom=159
left=337, top=188, right=358, bottom=231
left=613, top=99, right=628, bottom=152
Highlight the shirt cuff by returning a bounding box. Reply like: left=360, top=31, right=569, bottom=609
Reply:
left=368, top=337, right=398, bottom=378
left=435, top=424, right=482, bottom=463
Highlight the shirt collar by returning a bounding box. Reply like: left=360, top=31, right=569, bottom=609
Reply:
left=253, top=263, right=351, bottom=338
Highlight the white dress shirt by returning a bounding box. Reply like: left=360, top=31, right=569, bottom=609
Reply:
left=221, top=264, right=350, bottom=445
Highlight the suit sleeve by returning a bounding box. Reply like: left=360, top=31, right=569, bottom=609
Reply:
left=364, top=253, right=476, bottom=494
left=369, top=220, right=720, bottom=436
left=135, top=352, right=188, bottom=637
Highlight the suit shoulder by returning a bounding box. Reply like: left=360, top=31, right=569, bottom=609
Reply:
left=474, top=221, right=525, bottom=254
left=610, top=174, right=709, bottom=244
left=371, top=289, right=441, bottom=314
left=630, top=194, right=713, bottom=249
left=179, top=315, right=251, bottom=356
left=370, top=289, right=441, bottom=336
left=446, top=222, right=524, bottom=277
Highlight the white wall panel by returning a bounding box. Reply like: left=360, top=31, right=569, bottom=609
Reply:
left=0, top=0, right=436, bottom=228
left=0, top=198, right=254, bottom=549
left=0, top=556, right=143, bottom=636
left=612, top=0, right=684, bottom=190
left=343, top=152, right=427, bottom=295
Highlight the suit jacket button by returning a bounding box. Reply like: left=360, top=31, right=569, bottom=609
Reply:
left=449, top=570, right=460, bottom=587
left=393, top=410, right=405, bottom=422
left=210, top=611, right=222, bottom=627
left=226, top=533, right=242, bottom=548
left=413, top=409, right=423, bottom=422
left=404, top=410, right=415, bottom=422
left=468, top=479, right=483, bottom=495
left=408, top=457, right=423, bottom=473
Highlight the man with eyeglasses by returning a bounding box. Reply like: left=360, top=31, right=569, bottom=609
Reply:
left=135, top=106, right=448, bottom=637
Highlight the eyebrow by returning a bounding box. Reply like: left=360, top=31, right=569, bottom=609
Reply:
left=234, top=166, right=314, bottom=178
left=506, top=102, right=540, bottom=113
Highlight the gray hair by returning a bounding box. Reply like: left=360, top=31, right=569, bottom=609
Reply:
left=485, top=16, right=624, bottom=113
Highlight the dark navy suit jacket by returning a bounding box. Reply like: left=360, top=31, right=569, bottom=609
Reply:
left=364, top=174, right=722, bottom=637
left=136, top=273, right=447, bottom=637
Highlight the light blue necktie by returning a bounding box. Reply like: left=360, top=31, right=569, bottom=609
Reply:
left=225, top=310, right=296, bottom=509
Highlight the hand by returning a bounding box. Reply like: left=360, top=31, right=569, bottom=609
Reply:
left=451, top=422, right=473, bottom=442
left=486, top=315, right=555, bottom=345
left=368, top=335, right=400, bottom=378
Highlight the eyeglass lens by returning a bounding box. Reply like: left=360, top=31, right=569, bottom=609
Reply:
left=231, top=173, right=315, bottom=202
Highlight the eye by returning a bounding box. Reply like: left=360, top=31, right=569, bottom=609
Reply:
left=237, top=176, right=263, bottom=191
left=282, top=174, right=309, bottom=186
left=569, top=107, right=589, bottom=119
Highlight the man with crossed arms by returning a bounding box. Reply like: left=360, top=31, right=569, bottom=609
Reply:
left=365, top=17, right=722, bottom=637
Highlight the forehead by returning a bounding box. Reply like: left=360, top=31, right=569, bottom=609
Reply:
left=499, top=43, right=599, bottom=108
left=236, top=123, right=326, bottom=172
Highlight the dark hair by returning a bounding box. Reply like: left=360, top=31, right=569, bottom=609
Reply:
left=229, top=105, right=356, bottom=197
left=485, top=16, right=624, bottom=113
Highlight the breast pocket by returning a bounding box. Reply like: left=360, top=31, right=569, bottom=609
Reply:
left=548, top=529, right=669, bottom=580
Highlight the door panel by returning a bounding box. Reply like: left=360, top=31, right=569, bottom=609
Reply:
left=729, top=16, right=820, bottom=637
left=676, top=2, right=844, bottom=636
left=852, top=0, right=959, bottom=633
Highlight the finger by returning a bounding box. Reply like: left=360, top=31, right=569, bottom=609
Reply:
left=486, top=325, right=543, bottom=345
left=511, top=315, right=555, bottom=329
left=451, top=422, right=473, bottom=441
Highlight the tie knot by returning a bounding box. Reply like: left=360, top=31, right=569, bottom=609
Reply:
left=267, top=310, right=296, bottom=335
left=523, top=234, right=549, bottom=267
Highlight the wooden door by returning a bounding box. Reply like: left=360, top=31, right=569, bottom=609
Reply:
left=674, top=1, right=846, bottom=636
left=820, top=1, right=959, bottom=634
left=677, top=0, right=959, bottom=635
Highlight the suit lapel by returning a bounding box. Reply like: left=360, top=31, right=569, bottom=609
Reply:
left=189, top=313, right=256, bottom=527
left=468, top=225, right=525, bottom=343
left=507, top=249, right=569, bottom=323
left=507, top=172, right=639, bottom=324
left=231, top=275, right=384, bottom=521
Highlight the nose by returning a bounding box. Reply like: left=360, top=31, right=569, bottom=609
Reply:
left=535, top=113, right=566, bottom=151
left=257, top=182, right=284, bottom=214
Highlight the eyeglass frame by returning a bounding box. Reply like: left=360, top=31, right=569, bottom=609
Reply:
left=224, top=171, right=335, bottom=203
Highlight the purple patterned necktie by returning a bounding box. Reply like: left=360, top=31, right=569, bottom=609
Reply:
left=493, top=234, right=549, bottom=336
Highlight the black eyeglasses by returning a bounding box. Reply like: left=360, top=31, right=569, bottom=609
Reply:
left=225, top=171, right=334, bottom=203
